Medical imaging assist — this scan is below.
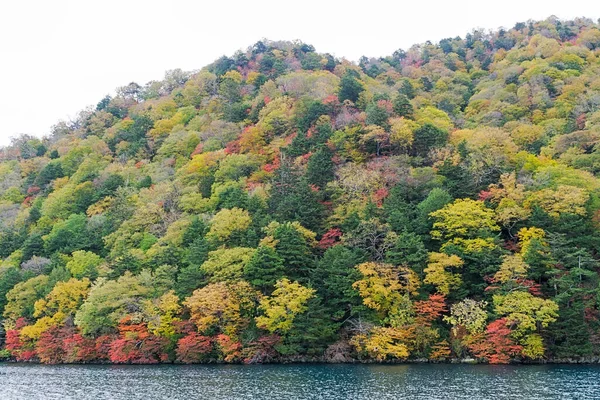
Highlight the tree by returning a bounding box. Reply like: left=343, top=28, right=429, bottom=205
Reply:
left=3, top=275, right=50, bottom=326
left=313, top=245, right=364, bottom=319
left=270, top=222, right=315, bottom=282
left=468, top=318, right=523, bottom=364
left=44, top=214, right=90, bottom=254
left=430, top=199, right=499, bottom=241
left=411, top=123, right=448, bottom=157
left=255, top=279, right=315, bottom=334
left=243, top=246, right=285, bottom=294
left=423, top=252, right=464, bottom=295
left=385, top=232, right=428, bottom=276
left=353, top=262, right=419, bottom=324
left=21, top=278, right=91, bottom=340
left=269, top=161, right=324, bottom=232
left=206, top=208, right=252, bottom=246
left=74, top=273, right=151, bottom=336
left=200, top=247, right=255, bottom=282
left=393, top=94, right=414, bottom=119
left=338, top=71, right=364, bottom=103
left=0, top=268, right=22, bottom=317
left=444, top=298, right=488, bottom=335
left=306, top=146, right=334, bottom=190
left=65, top=251, right=102, bottom=279
left=184, top=281, right=259, bottom=338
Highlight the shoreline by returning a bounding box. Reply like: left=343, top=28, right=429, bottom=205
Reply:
left=2, top=357, right=600, bottom=366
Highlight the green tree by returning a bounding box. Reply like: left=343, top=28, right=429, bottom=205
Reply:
left=338, top=71, right=364, bottom=103
left=243, top=246, right=285, bottom=294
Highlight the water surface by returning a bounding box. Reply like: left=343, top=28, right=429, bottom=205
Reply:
left=1, top=363, right=598, bottom=399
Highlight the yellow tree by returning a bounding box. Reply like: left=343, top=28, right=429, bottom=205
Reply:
left=424, top=253, right=464, bottom=295
left=143, top=290, right=181, bottom=339
left=21, top=278, right=91, bottom=340
left=487, top=173, right=531, bottom=236
left=352, top=262, right=420, bottom=321
left=206, top=208, right=252, bottom=245
left=493, top=291, right=558, bottom=359
left=430, top=199, right=499, bottom=241
left=255, top=278, right=315, bottom=334
left=184, top=281, right=259, bottom=338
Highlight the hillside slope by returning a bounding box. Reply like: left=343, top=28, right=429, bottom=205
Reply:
left=2, top=17, right=600, bottom=364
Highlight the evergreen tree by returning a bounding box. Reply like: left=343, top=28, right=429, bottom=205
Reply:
left=273, top=224, right=315, bottom=282
left=244, top=246, right=285, bottom=294
left=306, top=146, right=334, bottom=190
left=338, top=71, right=364, bottom=103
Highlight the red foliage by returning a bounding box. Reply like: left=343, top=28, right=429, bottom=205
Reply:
left=5, top=330, right=37, bottom=362
left=215, top=334, right=242, bottom=362
left=376, top=99, right=394, bottom=114
left=372, top=187, right=389, bottom=206
left=95, top=335, right=117, bottom=360
left=28, top=325, right=99, bottom=364
left=36, top=326, right=75, bottom=364
left=318, top=228, right=343, bottom=250
left=5, top=318, right=37, bottom=361
left=414, top=294, right=447, bottom=324
left=242, top=335, right=281, bottom=364
left=502, top=239, right=519, bottom=252
left=264, top=96, right=271, bottom=104
left=323, top=95, right=339, bottom=105
left=584, top=306, right=599, bottom=323
left=468, top=318, right=522, bottom=364
left=26, top=186, right=41, bottom=195
left=14, top=317, right=29, bottom=330
left=263, top=154, right=281, bottom=173
left=576, top=113, right=586, bottom=130
left=478, top=190, right=493, bottom=201
left=191, top=142, right=204, bottom=156
left=176, top=333, right=213, bottom=364
left=108, top=318, right=170, bottom=364
left=63, top=334, right=98, bottom=363
left=224, top=140, right=241, bottom=155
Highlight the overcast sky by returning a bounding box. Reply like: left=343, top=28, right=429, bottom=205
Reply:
left=0, top=0, right=597, bottom=146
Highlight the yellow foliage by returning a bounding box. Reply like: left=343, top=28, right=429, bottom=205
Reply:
left=143, top=291, right=181, bottom=338
left=430, top=199, right=499, bottom=240
left=414, top=106, right=453, bottom=132
left=353, top=262, right=420, bottom=315
left=424, top=253, right=464, bottom=295
left=33, top=278, right=91, bottom=319
left=185, top=281, right=259, bottom=338
left=517, top=227, right=546, bottom=256
left=524, top=185, right=588, bottom=218
left=494, top=254, right=528, bottom=284
left=255, top=279, right=315, bottom=334
left=207, top=208, right=252, bottom=244
left=389, top=117, right=416, bottom=150
left=521, top=333, right=545, bottom=359
left=351, top=327, right=410, bottom=361
left=223, top=70, right=243, bottom=83
left=493, top=291, right=558, bottom=337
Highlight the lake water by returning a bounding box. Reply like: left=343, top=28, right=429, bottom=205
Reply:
left=0, top=363, right=599, bottom=399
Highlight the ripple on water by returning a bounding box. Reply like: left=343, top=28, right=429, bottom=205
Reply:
left=0, top=363, right=599, bottom=400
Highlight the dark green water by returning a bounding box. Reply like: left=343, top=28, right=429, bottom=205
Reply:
left=0, top=363, right=599, bottom=399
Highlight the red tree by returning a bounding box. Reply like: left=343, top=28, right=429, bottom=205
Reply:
left=176, top=333, right=213, bottom=364
left=468, top=318, right=523, bottom=364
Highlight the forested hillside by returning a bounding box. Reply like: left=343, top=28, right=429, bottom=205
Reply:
left=2, top=17, right=600, bottom=364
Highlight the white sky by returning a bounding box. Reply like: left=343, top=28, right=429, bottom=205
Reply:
left=0, top=0, right=597, bottom=147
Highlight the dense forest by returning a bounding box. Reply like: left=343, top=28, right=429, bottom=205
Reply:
left=1, top=17, right=600, bottom=365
